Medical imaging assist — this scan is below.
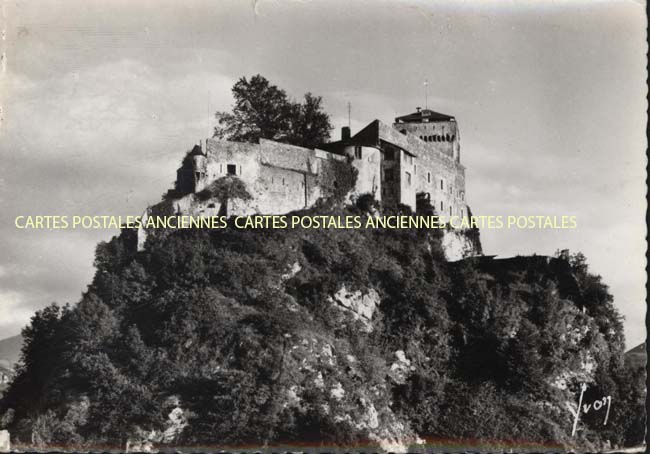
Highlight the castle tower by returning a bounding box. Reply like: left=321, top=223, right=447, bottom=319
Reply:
left=393, top=107, right=460, bottom=163
left=391, top=107, right=466, bottom=218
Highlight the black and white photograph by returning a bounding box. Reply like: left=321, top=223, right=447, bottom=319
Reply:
left=0, top=1, right=646, bottom=452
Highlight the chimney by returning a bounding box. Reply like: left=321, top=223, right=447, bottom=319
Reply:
left=341, top=126, right=351, bottom=141
left=416, top=107, right=421, bottom=112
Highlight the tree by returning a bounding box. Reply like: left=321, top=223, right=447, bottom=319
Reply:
left=197, top=176, right=252, bottom=217
left=214, top=75, right=332, bottom=148
left=287, top=93, right=333, bottom=149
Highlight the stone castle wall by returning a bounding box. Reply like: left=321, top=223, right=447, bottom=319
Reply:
left=390, top=123, right=466, bottom=217
left=171, top=123, right=467, bottom=219
left=173, top=138, right=381, bottom=217
left=411, top=142, right=466, bottom=217
left=393, top=120, right=460, bottom=162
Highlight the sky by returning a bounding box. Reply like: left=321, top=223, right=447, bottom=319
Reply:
left=0, top=0, right=646, bottom=348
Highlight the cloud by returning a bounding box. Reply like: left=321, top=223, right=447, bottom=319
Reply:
left=0, top=59, right=236, bottom=337
left=0, top=290, right=40, bottom=335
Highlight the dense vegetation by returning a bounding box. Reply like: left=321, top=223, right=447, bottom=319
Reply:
left=0, top=201, right=644, bottom=450
left=214, top=75, right=333, bottom=149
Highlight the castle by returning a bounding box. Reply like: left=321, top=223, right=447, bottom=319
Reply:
left=168, top=107, right=467, bottom=218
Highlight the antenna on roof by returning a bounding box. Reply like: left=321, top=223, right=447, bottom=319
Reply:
left=347, top=101, right=351, bottom=129
left=208, top=90, right=212, bottom=140
left=424, top=79, right=429, bottom=110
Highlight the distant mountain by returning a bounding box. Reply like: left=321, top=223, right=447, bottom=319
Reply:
left=625, top=342, right=646, bottom=370
left=0, top=334, right=23, bottom=370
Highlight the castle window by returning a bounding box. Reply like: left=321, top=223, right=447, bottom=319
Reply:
left=405, top=171, right=412, bottom=186
left=400, top=129, right=407, bottom=135
left=355, top=146, right=362, bottom=159
left=384, top=148, right=395, bottom=161
left=282, top=178, right=285, bottom=185
left=440, top=179, right=444, bottom=190
left=384, top=169, right=395, bottom=182
left=451, top=135, right=455, bottom=141
left=220, top=164, right=223, bottom=173
left=227, top=164, right=237, bottom=175
left=429, top=135, right=433, bottom=142
left=449, top=206, right=452, bottom=216
left=440, top=201, right=444, bottom=211
left=427, top=172, right=431, bottom=183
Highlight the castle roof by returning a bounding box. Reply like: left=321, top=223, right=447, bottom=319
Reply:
left=322, top=118, right=464, bottom=168
left=352, top=120, right=418, bottom=157
left=395, top=109, right=454, bottom=123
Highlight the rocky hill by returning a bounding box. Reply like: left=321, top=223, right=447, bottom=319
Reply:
left=0, top=201, right=644, bottom=452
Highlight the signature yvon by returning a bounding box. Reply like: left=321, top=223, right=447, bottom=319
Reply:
left=566, top=383, right=612, bottom=437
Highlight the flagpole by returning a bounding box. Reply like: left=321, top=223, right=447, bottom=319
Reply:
left=424, top=79, right=429, bottom=109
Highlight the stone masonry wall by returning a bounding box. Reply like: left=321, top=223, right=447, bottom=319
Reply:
left=183, top=138, right=377, bottom=216
left=412, top=144, right=466, bottom=218
left=339, top=145, right=382, bottom=199
left=393, top=120, right=460, bottom=162
left=399, top=149, right=417, bottom=210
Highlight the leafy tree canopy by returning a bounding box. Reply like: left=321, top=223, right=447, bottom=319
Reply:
left=214, top=75, right=333, bottom=149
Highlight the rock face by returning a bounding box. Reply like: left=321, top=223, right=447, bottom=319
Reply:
left=276, top=336, right=422, bottom=452
left=441, top=228, right=480, bottom=261
left=329, top=285, right=379, bottom=332
left=0, top=430, right=9, bottom=453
